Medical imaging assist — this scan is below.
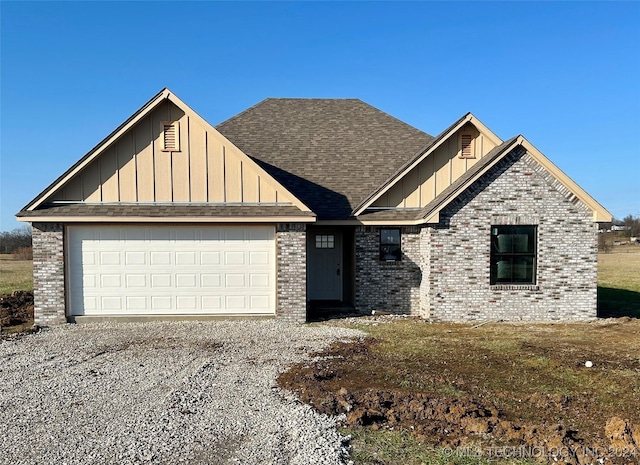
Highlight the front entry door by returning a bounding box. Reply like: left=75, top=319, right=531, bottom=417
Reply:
left=308, top=231, right=342, bottom=300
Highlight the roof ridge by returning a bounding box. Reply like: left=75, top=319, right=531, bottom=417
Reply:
left=215, top=98, right=272, bottom=129
left=262, top=97, right=363, bottom=101
left=355, top=100, right=433, bottom=139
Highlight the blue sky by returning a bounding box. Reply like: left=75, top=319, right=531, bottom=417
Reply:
left=1, top=1, right=639, bottom=230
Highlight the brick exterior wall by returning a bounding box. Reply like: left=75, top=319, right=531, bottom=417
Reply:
left=276, top=223, right=307, bottom=322
left=32, top=223, right=66, bottom=326
left=425, top=148, right=598, bottom=321
left=355, top=226, right=422, bottom=315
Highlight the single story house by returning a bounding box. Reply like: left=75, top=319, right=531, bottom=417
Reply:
left=17, top=89, right=611, bottom=325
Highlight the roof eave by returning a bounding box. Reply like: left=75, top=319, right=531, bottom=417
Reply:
left=417, top=136, right=612, bottom=224
left=518, top=138, right=612, bottom=222
left=352, top=112, right=503, bottom=216
left=22, top=88, right=172, bottom=212
left=20, top=89, right=314, bottom=216
left=17, top=215, right=317, bottom=224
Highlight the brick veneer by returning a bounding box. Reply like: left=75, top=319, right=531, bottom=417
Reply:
left=32, top=222, right=66, bottom=326
left=355, top=226, right=422, bottom=315
left=276, top=223, right=307, bottom=322
left=424, top=148, right=597, bottom=321
left=353, top=148, right=598, bottom=321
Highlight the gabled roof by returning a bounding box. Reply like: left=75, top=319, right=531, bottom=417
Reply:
left=354, top=135, right=612, bottom=224
left=18, top=91, right=611, bottom=224
left=352, top=112, right=502, bottom=216
left=216, top=98, right=434, bottom=220
left=20, top=89, right=311, bottom=216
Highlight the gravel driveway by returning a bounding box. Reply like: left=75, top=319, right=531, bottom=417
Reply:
left=0, top=320, right=362, bottom=465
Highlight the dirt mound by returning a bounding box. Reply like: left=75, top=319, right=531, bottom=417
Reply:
left=0, top=291, right=34, bottom=327
left=278, top=336, right=640, bottom=465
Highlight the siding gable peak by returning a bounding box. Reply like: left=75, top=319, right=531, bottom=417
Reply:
left=20, top=89, right=312, bottom=214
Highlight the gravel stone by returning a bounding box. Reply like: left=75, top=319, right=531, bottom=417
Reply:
left=0, top=320, right=363, bottom=464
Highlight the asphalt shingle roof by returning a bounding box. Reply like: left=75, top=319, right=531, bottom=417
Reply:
left=216, top=99, right=434, bottom=220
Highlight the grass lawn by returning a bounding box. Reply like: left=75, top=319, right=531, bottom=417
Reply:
left=283, top=317, right=640, bottom=464
left=280, top=246, right=640, bottom=465
left=0, top=254, right=33, bottom=295
left=598, top=246, right=640, bottom=318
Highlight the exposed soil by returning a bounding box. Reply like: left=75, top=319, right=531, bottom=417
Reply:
left=0, top=291, right=35, bottom=335
left=278, top=319, right=640, bottom=464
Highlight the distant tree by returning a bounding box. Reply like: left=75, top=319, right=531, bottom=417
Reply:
left=598, top=233, right=610, bottom=253
left=622, top=214, right=640, bottom=236
left=0, top=226, right=32, bottom=254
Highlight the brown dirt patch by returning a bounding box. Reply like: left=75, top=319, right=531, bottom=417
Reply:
left=1, top=291, right=35, bottom=335
left=278, top=319, right=640, bottom=464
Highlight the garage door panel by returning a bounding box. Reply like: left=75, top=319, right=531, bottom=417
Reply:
left=151, top=296, right=172, bottom=310
left=126, top=296, right=147, bottom=310
left=226, top=295, right=246, bottom=309
left=125, top=251, right=146, bottom=265
left=224, top=251, right=245, bottom=265
left=201, top=251, right=220, bottom=265
left=150, top=251, right=171, bottom=266
left=101, top=296, right=123, bottom=311
left=225, top=274, right=245, bottom=287
left=176, top=296, right=197, bottom=310
left=84, top=296, right=97, bottom=311
left=201, top=274, right=221, bottom=288
left=100, top=251, right=121, bottom=265
left=176, top=252, right=196, bottom=265
left=249, top=251, right=269, bottom=265
left=176, top=274, right=197, bottom=287
left=68, top=225, right=275, bottom=316
left=126, top=275, right=146, bottom=287
left=250, top=274, right=270, bottom=287
left=250, top=295, right=270, bottom=309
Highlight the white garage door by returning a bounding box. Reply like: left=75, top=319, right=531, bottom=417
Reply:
left=68, top=225, right=276, bottom=316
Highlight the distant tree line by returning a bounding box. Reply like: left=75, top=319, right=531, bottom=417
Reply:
left=621, top=214, right=640, bottom=237
left=0, top=227, right=32, bottom=254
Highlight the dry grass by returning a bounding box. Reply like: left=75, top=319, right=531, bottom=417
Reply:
left=0, top=254, right=33, bottom=295
left=598, top=246, right=640, bottom=317
left=306, top=319, right=640, bottom=465
left=598, top=246, right=640, bottom=292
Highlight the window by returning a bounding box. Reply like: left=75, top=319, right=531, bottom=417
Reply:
left=161, top=121, right=180, bottom=151
left=380, top=229, right=401, bottom=261
left=459, top=132, right=474, bottom=159
left=315, top=234, right=335, bottom=249
left=490, top=225, right=537, bottom=285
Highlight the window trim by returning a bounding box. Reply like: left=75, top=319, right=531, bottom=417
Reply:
left=380, top=228, right=401, bottom=262
left=490, top=225, right=537, bottom=285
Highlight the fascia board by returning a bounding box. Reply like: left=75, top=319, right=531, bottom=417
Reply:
left=520, top=138, right=612, bottom=222
left=23, top=89, right=171, bottom=211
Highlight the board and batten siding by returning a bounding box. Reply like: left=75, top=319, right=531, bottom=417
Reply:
left=52, top=100, right=292, bottom=205
left=372, top=123, right=498, bottom=208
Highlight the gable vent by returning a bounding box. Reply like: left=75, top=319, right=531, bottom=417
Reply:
left=162, top=121, right=180, bottom=151
left=460, top=133, right=473, bottom=158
